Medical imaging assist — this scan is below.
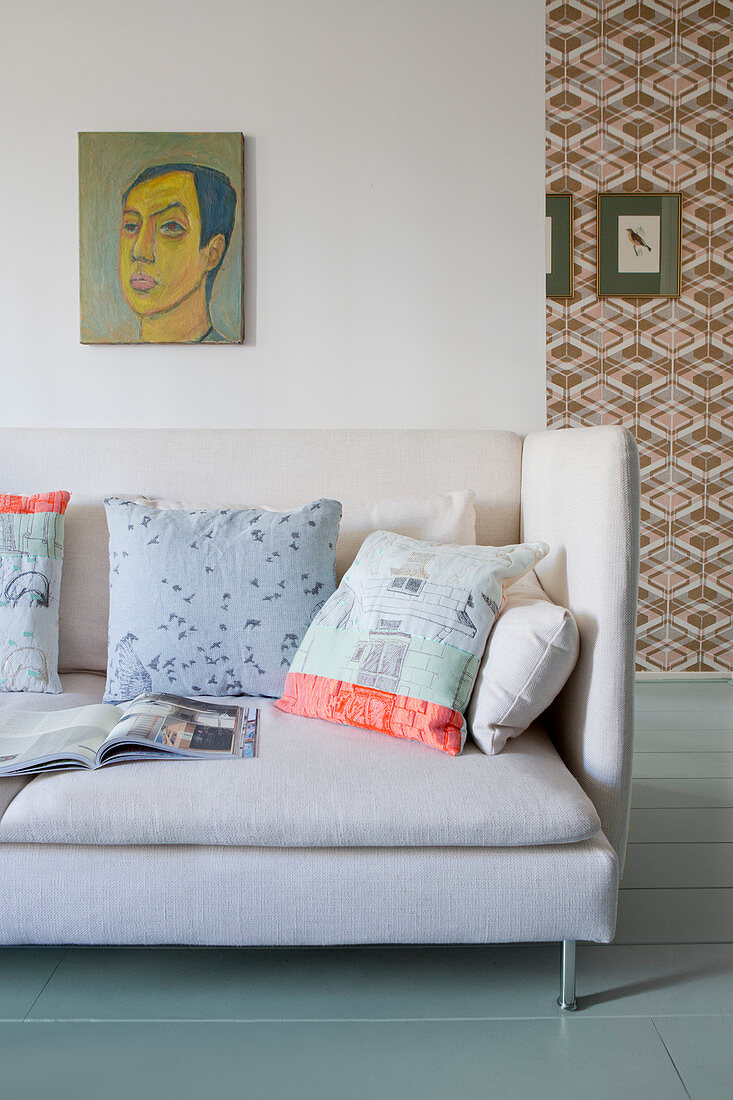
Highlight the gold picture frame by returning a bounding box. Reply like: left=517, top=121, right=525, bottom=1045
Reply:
left=597, top=192, right=682, bottom=299
left=546, top=194, right=574, bottom=298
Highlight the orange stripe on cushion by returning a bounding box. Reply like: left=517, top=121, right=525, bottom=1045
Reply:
left=0, top=491, right=70, bottom=515
left=276, top=671, right=464, bottom=756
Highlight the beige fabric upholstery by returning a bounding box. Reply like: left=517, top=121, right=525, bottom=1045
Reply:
left=0, top=778, right=26, bottom=825
left=0, top=686, right=600, bottom=849
left=0, top=674, right=107, bottom=817
left=521, top=426, right=640, bottom=867
left=0, top=429, right=521, bottom=672
left=0, top=835, right=618, bottom=946
left=0, top=672, right=106, bottom=715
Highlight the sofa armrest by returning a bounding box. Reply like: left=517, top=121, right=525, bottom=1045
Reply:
left=520, top=426, right=640, bottom=866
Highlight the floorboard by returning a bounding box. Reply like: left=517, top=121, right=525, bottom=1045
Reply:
left=0, top=1018, right=689, bottom=1100
left=616, top=888, right=733, bottom=944
left=623, top=843, right=733, bottom=889
left=634, top=683, right=733, bottom=714
left=0, top=950, right=65, bottom=1021
left=631, top=777, right=733, bottom=809
left=628, top=808, right=733, bottom=843
left=634, top=709, right=733, bottom=731
left=632, top=752, right=733, bottom=778
left=17, top=943, right=732, bottom=1022
left=634, top=728, right=733, bottom=752
left=654, top=1016, right=733, bottom=1100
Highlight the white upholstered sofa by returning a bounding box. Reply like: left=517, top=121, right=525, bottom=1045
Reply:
left=0, top=426, right=639, bottom=1010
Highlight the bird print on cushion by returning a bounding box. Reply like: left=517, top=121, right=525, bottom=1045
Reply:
left=104, top=498, right=341, bottom=703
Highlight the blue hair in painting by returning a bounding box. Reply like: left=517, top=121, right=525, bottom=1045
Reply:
left=123, top=163, right=237, bottom=301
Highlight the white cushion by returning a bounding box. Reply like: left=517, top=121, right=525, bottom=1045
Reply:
left=467, top=572, right=579, bottom=755
left=136, top=488, right=477, bottom=581
left=334, top=489, right=476, bottom=578
left=0, top=674, right=600, bottom=849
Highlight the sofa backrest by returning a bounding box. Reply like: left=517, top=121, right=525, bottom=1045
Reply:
left=0, top=428, right=522, bottom=673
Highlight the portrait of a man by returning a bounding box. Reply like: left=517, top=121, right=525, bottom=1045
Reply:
left=79, top=133, right=243, bottom=344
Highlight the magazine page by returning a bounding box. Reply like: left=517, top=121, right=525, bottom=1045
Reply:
left=101, top=693, right=258, bottom=761
left=0, top=704, right=123, bottom=775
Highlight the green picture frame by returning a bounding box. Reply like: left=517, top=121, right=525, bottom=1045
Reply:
left=546, top=194, right=574, bottom=298
left=597, top=192, right=682, bottom=298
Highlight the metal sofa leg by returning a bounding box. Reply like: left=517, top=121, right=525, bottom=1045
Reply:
left=557, top=939, right=578, bottom=1011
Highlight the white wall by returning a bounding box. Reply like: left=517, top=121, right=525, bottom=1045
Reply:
left=1, top=0, right=546, bottom=432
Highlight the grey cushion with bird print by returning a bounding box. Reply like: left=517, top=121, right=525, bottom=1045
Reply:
left=103, top=497, right=342, bottom=703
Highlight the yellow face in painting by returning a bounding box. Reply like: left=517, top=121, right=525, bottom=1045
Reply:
left=119, top=171, right=225, bottom=331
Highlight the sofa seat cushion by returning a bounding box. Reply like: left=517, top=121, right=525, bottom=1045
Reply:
left=0, top=673, right=109, bottom=820
left=0, top=675, right=601, bottom=848
left=0, top=672, right=107, bottom=715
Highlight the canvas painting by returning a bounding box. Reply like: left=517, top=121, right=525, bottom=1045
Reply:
left=79, top=132, right=244, bottom=344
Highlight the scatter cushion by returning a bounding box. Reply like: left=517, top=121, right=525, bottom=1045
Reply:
left=275, top=532, right=548, bottom=755
left=467, top=571, right=579, bottom=755
left=0, top=491, right=70, bottom=694
left=135, top=489, right=477, bottom=579
left=333, top=489, right=476, bottom=578
left=103, top=497, right=342, bottom=703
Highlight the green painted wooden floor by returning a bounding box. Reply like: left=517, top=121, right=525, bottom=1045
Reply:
left=1, top=681, right=731, bottom=1099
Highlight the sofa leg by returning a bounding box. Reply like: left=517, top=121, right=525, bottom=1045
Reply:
left=557, top=939, right=578, bottom=1011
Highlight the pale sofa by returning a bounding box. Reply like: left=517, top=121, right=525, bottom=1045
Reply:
left=0, top=426, right=640, bottom=1010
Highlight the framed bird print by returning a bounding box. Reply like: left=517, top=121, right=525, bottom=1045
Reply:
left=546, top=194, right=574, bottom=297
left=597, top=192, right=682, bottom=298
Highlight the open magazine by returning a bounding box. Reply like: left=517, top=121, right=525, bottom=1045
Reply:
left=0, top=693, right=258, bottom=776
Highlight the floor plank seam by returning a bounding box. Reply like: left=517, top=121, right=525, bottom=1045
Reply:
left=651, top=1018, right=691, bottom=1098
left=22, top=951, right=67, bottom=1022
left=620, top=886, right=733, bottom=891
left=20, top=1015, right=596, bottom=1024
left=17, top=1012, right=733, bottom=1024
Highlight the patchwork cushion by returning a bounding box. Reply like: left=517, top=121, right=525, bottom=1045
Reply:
left=467, top=571, right=579, bottom=754
left=104, top=498, right=342, bottom=702
left=0, top=492, right=70, bottom=694
left=276, top=532, right=548, bottom=755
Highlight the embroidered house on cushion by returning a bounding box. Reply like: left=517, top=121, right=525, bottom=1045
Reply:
left=276, top=531, right=547, bottom=755
left=0, top=491, right=70, bottom=694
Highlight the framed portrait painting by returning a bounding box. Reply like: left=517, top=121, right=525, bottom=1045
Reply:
left=597, top=192, right=682, bottom=298
left=546, top=194, right=574, bottom=298
left=79, top=132, right=244, bottom=344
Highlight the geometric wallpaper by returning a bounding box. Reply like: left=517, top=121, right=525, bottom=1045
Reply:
left=546, top=0, right=732, bottom=671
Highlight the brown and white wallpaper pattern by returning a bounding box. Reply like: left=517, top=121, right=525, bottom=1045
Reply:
left=546, top=0, right=732, bottom=672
